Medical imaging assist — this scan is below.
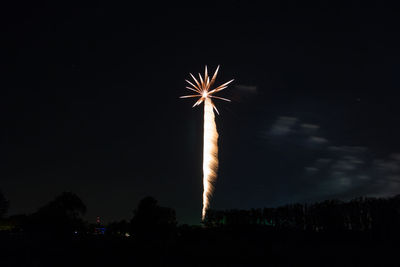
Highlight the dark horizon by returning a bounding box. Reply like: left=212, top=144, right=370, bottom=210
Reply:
left=2, top=2, right=400, bottom=225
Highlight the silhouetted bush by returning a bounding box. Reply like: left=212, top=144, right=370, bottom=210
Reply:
left=130, top=196, right=177, bottom=241
left=107, top=219, right=130, bottom=236
left=0, top=190, right=9, bottom=218
left=25, top=192, right=87, bottom=236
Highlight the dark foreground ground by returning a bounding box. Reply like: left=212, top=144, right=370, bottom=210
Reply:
left=1, top=227, right=399, bottom=267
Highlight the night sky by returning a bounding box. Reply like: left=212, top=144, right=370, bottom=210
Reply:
left=2, top=2, right=400, bottom=225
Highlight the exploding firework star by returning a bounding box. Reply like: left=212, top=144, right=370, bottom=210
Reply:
left=180, top=65, right=233, bottom=220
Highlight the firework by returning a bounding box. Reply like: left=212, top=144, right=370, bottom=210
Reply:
left=180, top=66, right=233, bottom=220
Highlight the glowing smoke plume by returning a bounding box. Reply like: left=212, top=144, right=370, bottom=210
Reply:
left=180, top=65, right=233, bottom=220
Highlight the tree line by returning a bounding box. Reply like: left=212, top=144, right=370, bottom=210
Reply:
left=204, top=195, right=400, bottom=235
left=1, top=189, right=400, bottom=238
left=0, top=191, right=176, bottom=240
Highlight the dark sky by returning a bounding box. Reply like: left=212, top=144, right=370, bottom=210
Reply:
left=2, top=2, right=400, bottom=225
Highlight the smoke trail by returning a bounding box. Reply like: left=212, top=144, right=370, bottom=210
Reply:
left=202, top=97, right=219, bottom=220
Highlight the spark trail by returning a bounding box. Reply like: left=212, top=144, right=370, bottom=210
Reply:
left=202, top=97, right=218, bottom=219
left=180, top=66, right=233, bottom=220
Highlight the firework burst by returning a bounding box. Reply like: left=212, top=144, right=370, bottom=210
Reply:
left=180, top=65, right=233, bottom=220
left=180, top=65, right=233, bottom=114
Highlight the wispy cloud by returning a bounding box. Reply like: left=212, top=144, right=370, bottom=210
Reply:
left=268, top=116, right=298, bottom=136
left=308, top=136, right=328, bottom=144
left=301, top=123, right=320, bottom=133
left=305, top=143, right=400, bottom=200
left=266, top=116, right=328, bottom=149
left=265, top=115, right=400, bottom=202
left=235, top=84, right=257, bottom=93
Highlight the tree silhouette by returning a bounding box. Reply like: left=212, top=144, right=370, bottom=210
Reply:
left=37, top=191, right=86, bottom=217
left=28, top=192, right=86, bottom=235
left=202, top=194, right=400, bottom=237
left=0, top=190, right=9, bottom=218
left=131, top=196, right=177, bottom=241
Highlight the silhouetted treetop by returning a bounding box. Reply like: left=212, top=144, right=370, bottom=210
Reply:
left=37, top=191, right=86, bottom=218
left=27, top=192, right=87, bottom=235
left=132, top=196, right=176, bottom=226
left=0, top=190, right=9, bottom=218
left=131, top=196, right=177, bottom=240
